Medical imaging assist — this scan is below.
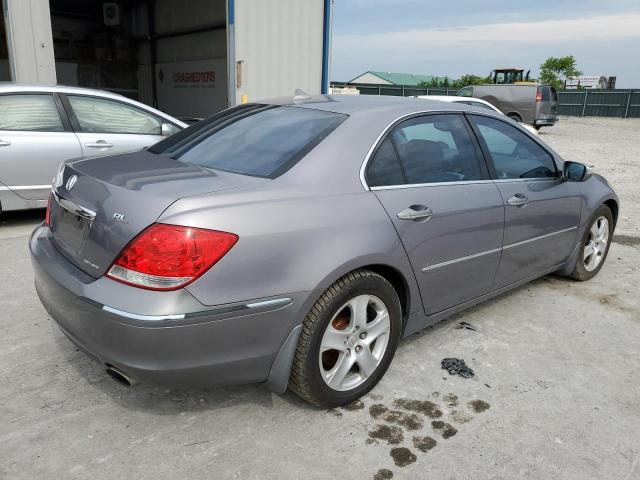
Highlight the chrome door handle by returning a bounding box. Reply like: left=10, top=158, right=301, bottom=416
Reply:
left=86, top=141, right=114, bottom=149
left=0, top=140, right=11, bottom=147
left=507, top=194, right=528, bottom=207
left=397, top=205, right=433, bottom=221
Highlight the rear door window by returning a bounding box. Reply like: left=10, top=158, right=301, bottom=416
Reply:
left=470, top=114, right=557, bottom=179
left=151, top=105, right=347, bottom=178
left=67, top=95, right=163, bottom=135
left=550, top=87, right=558, bottom=102
left=367, top=137, right=405, bottom=187
left=385, top=114, right=485, bottom=185
left=0, top=94, right=64, bottom=132
left=541, top=86, right=551, bottom=102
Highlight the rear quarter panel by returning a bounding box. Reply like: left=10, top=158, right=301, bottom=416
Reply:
left=159, top=186, right=417, bottom=307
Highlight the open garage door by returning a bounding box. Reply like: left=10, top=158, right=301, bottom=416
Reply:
left=49, top=0, right=228, bottom=118
left=46, top=0, right=328, bottom=118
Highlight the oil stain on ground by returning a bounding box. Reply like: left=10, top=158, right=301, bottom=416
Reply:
left=450, top=409, right=473, bottom=424
left=431, top=420, right=458, bottom=439
left=370, top=404, right=424, bottom=430
left=412, top=435, right=437, bottom=452
left=390, top=447, right=417, bottom=467
left=368, top=424, right=404, bottom=445
left=468, top=399, right=491, bottom=413
left=374, top=468, right=394, bottom=480
left=392, top=398, right=443, bottom=418
left=442, top=393, right=459, bottom=408
left=362, top=394, right=491, bottom=477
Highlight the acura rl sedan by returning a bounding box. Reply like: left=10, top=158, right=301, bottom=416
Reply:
left=30, top=95, right=618, bottom=407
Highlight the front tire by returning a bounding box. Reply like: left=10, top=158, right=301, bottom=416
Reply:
left=289, top=269, right=402, bottom=407
left=567, top=205, right=613, bottom=281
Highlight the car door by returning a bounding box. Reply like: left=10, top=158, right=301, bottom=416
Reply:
left=367, top=113, right=505, bottom=314
left=62, top=94, right=170, bottom=158
left=0, top=93, right=82, bottom=203
left=468, top=114, right=581, bottom=288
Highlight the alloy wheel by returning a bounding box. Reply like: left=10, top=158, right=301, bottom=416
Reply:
left=319, top=294, right=391, bottom=392
left=584, top=216, right=609, bottom=272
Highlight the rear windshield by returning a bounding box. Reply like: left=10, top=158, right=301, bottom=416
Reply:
left=540, top=86, right=550, bottom=101
left=149, top=104, right=347, bottom=178
left=550, top=86, right=558, bottom=101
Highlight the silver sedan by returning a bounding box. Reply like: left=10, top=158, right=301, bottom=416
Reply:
left=30, top=95, right=618, bottom=407
left=0, top=84, right=186, bottom=213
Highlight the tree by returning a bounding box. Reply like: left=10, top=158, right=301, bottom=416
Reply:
left=418, top=74, right=490, bottom=90
left=451, top=74, right=492, bottom=89
left=539, top=55, right=582, bottom=89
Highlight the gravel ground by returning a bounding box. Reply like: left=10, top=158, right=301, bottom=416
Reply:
left=540, top=116, right=640, bottom=238
left=1, top=117, right=639, bottom=480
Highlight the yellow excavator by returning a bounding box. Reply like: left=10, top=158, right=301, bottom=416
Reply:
left=489, top=68, right=536, bottom=85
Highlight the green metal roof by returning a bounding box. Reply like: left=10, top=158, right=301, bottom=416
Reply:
left=350, top=71, right=443, bottom=86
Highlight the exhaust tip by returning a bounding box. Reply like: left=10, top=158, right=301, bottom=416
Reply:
left=105, top=365, right=138, bottom=387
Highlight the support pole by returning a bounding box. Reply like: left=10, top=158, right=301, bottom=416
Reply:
left=4, top=0, right=56, bottom=84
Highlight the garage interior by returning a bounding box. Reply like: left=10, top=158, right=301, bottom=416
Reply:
left=48, top=0, right=229, bottom=117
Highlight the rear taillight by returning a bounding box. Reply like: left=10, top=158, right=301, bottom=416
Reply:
left=45, top=193, right=52, bottom=226
left=535, top=89, right=542, bottom=103
left=106, top=224, right=238, bottom=291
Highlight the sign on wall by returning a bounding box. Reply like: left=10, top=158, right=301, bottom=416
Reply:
left=155, top=59, right=227, bottom=118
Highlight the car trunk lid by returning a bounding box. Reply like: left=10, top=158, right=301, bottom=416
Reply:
left=48, top=150, right=263, bottom=278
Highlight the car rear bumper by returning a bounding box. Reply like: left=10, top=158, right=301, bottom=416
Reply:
left=534, top=116, right=558, bottom=126
left=30, top=225, right=308, bottom=388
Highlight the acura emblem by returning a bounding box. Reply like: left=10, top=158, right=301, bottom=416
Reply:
left=66, top=175, right=78, bottom=191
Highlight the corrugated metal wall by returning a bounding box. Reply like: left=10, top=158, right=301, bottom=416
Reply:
left=154, top=0, right=226, bottom=63
left=234, top=0, right=324, bottom=103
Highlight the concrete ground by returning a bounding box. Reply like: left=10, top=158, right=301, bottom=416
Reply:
left=1, top=117, right=639, bottom=480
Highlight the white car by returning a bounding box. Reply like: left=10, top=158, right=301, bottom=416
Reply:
left=0, top=84, right=188, bottom=213
left=414, top=95, right=539, bottom=136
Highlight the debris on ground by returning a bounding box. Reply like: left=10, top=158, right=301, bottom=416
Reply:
left=454, top=321, right=478, bottom=331
left=441, top=358, right=475, bottom=378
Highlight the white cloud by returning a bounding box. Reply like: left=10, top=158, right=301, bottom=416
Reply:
left=332, top=13, right=640, bottom=85
left=335, top=14, right=640, bottom=58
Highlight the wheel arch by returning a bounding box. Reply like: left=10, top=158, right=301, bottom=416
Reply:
left=604, top=198, right=619, bottom=227
left=506, top=111, right=522, bottom=122
left=362, top=263, right=410, bottom=324
left=313, top=255, right=421, bottom=328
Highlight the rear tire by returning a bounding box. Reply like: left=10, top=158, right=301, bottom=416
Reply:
left=507, top=113, right=522, bottom=123
left=289, top=269, right=402, bottom=407
left=567, top=205, right=613, bottom=281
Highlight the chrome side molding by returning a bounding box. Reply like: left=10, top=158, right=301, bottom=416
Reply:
left=101, top=297, right=293, bottom=322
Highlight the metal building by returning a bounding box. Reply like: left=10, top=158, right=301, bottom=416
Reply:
left=1, top=0, right=332, bottom=117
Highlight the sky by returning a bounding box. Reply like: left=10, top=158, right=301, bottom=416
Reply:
left=330, top=0, right=640, bottom=88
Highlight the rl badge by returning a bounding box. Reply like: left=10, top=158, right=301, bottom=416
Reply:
left=113, top=212, right=128, bottom=223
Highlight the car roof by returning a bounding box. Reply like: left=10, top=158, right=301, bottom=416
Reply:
left=261, top=94, right=474, bottom=118
left=415, top=95, right=499, bottom=108
left=0, top=83, right=132, bottom=99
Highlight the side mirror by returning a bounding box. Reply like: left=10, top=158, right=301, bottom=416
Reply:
left=161, top=122, right=180, bottom=137
left=563, top=161, right=591, bottom=182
